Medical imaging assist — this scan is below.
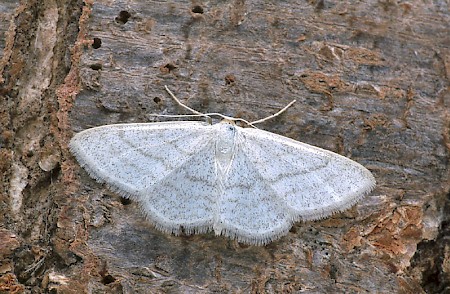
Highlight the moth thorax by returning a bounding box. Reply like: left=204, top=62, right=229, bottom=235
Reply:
left=214, top=122, right=237, bottom=173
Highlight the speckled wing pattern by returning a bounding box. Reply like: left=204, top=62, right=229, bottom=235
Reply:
left=69, top=120, right=375, bottom=245
left=227, top=127, right=376, bottom=244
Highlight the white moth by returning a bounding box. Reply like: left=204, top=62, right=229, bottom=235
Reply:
left=69, top=87, right=376, bottom=245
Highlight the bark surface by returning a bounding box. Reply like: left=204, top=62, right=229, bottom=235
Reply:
left=0, top=0, right=449, bottom=293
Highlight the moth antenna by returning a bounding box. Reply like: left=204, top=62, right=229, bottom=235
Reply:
left=164, top=85, right=291, bottom=128
left=251, top=100, right=296, bottom=125
left=148, top=113, right=214, bottom=124
left=164, top=85, right=206, bottom=116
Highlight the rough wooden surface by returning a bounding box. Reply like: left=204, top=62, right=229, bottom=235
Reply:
left=1, top=0, right=449, bottom=293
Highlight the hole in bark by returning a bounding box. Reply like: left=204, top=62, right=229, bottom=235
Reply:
left=90, top=63, right=102, bottom=71
left=92, top=37, right=102, bottom=49
left=120, top=197, right=132, bottom=205
left=102, top=274, right=116, bottom=285
left=153, top=97, right=161, bottom=103
left=191, top=5, right=204, bottom=14
left=315, top=0, right=325, bottom=10
left=160, top=63, right=177, bottom=73
left=116, top=10, right=131, bottom=24
left=289, top=225, right=297, bottom=234
left=224, top=74, right=236, bottom=85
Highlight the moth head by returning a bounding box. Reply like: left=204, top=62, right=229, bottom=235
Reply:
left=219, top=119, right=237, bottom=132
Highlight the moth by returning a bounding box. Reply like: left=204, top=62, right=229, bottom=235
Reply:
left=69, top=87, right=375, bottom=245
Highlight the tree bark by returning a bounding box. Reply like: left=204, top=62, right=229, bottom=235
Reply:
left=1, top=0, right=449, bottom=293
